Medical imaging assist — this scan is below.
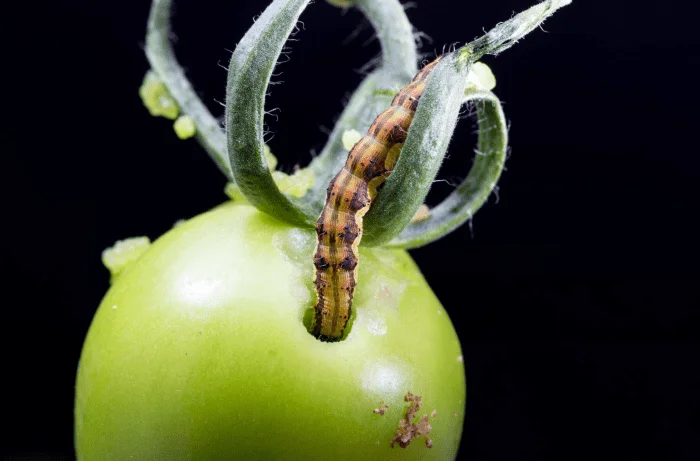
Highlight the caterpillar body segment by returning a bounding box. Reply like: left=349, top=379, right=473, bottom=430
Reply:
left=312, top=56, right=443, bottom=341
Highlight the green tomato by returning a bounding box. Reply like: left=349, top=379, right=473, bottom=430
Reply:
left=75, top=201, right=465, bottom=460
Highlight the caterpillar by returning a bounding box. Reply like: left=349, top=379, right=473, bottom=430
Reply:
left=312, top=55, right=444, bottom=341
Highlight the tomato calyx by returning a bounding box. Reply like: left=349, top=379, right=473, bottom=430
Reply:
left=142, top=0, right=571, bottom=248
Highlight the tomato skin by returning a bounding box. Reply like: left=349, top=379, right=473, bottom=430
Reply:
left=75, top=202, right=465, bottom=460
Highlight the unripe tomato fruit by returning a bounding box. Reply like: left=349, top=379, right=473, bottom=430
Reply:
left=75, top=201, right=465, bottom=460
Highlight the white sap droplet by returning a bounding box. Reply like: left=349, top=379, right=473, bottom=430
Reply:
left=465, top=61, right=497, bottom=91
left=342, top=129, right=363, bottom=151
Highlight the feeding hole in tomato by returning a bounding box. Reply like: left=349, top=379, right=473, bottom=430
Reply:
left=301, top=305, right=357, bottom=342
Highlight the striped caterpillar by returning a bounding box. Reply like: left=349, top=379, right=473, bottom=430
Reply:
left=312, top=56, right=443, bottom=341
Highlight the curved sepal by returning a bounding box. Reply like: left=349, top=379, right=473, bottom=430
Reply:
left=304, top=0, right=418, bottom=213
left=146, top=0, right=231, bottom=178
left=458, top=0, right=572, bottom=65
left=387, top=90, right=507, bottom=249
left=361, top=0, right=572, bottom=245
left=225, top=0, right=317, bottom=227
left=361, top=55, right=471, bottom=246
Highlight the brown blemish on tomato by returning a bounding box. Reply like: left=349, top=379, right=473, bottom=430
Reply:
left=373, top=403, right=389, bottom=415
left=390, top=392, right=433, bottom=449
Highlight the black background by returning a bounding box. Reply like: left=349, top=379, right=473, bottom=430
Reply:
left=3, top=0, right=699, bottom=459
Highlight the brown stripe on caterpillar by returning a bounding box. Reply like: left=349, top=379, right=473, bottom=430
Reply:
left=312, top=55, right=444, bottom=341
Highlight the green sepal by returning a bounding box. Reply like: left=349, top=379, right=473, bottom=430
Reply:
left=361, top=55, right=471, bottom=246
left=146, top=0, right=231, bottom=178
left=225, top=0, right=317, bottom=227
left=326, top=0, right=355, bottom=7
left=304, top=0, right=418, bottom=214
left=387, top=90, right=507, bottom=249
left=457, top=0, right=572, bottom=65
left=361, top=0, right=572, bottom=245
